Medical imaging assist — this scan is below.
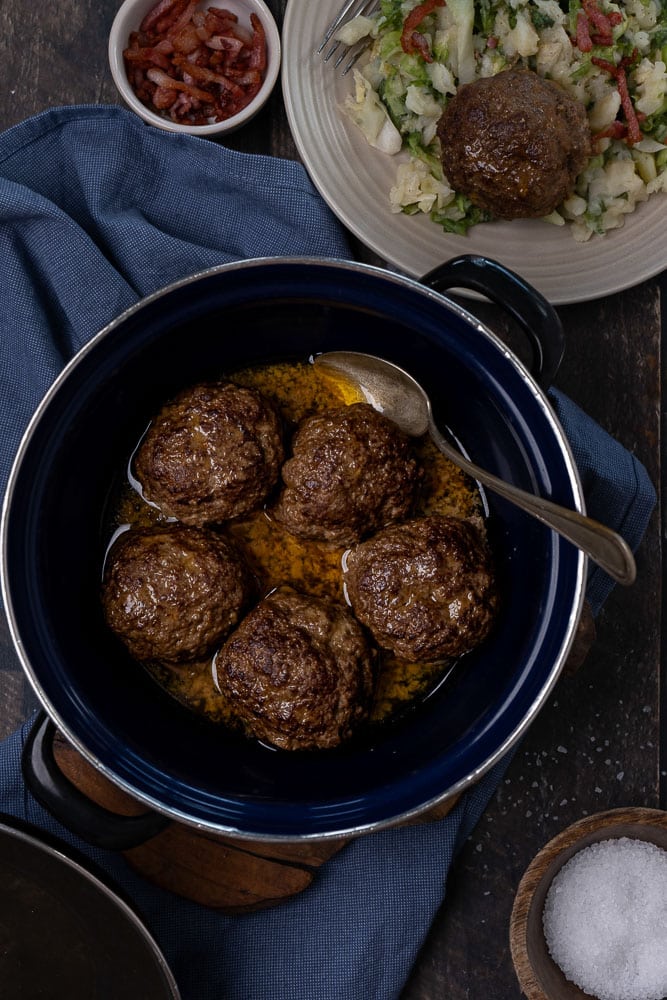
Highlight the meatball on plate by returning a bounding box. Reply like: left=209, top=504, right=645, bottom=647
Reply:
left=102, top=523, right=254, bottom=665
left=215, top=587, right=376, bottom=750
left=134, top=381, right=284, bottom=526
left=273, top=402, right=423, bottom=546
left=437, top=69, right=591, bottom=220
left=343, top=514, right=498, bottom=662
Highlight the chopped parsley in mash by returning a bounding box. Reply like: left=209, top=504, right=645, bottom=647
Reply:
left=338, top=0, right=667, bottom=238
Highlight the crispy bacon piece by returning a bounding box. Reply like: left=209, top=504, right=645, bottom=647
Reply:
left=583, top=0, right=614, bottom=44
left=592, top=53, right=643, bottom=145
left=205, top=33, right=244, bottom=55
left=166, top=0, right=198, bottom=36
left=142, top=0, right=190, bottom=34
left=400, top=0, right=445, bottom=59
left=575, top=11, right=593, bottom=52
left=593, top=119, right=629, bottom=142
left=173, top=55, right=245, bottom=96
left=146, top=66, right=212, bottom=99
left=171, top=22, right=202, bottom=53
left=248, top=13, right=266, bottom=71
left=123, top=0, right=268, bottom=125
left=572, top=0, right=623, bottom=50
left=614, top=66, right=642, bottom=144
left=124, top=42, right=173, bottom=71
left=140, top=0, right=180, bottom=32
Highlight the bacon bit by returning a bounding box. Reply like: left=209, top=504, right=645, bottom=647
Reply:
left=140, top=0, right=182, bottom=32
left=124, top=42, right=173, bottom=71
left=171, top=22, right=203, bottom=54
left=206, top=8, right=239, bottom=25
left=487, top=35, right=498, bottom=48
left=410, top=30, right=435, bottom=61
left=400, top=0, right=446, bottom=59
left=152, top=85, right=180, bottom=109
left=166, top=0, right=198, bottom=37
left=205, top=33, right=244, bottom=55
left=157, top=3, right=192, bottom=35
left=173, top=54, right=245, bottom=96
left=582, top=0, right=614, bottom=45
left=592, top=54, right=643, bottom=145
left=206, top=8, right=252, bottom=43
left=614, top=66, right=642, bottom=144
left=572, top=0, right=622, bottom=50
left=248, top=13, right=266, bottom=71
left=146, top=66, right=212, bottom=101
left=591, top=55, right=617, bottom=74
left=123, top=2, right=268, bottom=125
left=593, top=119, right=628, bottom=143
left=575, top=11, right=593, bottom=51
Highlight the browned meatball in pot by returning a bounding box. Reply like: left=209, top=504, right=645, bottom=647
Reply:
left=215, top=587, right=376, bottom=750
left=134, top=381, right=285, bottom=526
left=272, top=403, right=423, bottom=546
left=437, top=69, right=591, bottom=219
left=102, top=523, right=254, bottom=665
left=343, top=514, right=498, bottom=662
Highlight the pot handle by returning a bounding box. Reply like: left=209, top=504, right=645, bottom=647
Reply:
left=21, top=711, right=170, bottom=851
left=420, top=254, right=564, bottom=390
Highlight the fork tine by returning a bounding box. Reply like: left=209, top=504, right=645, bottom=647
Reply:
left=317, top=0, right=367, bottom=54
left=322, top=38, right=343, bottom=62
left=336, top=42, right=367, bottom=75
left=319, top=0, right=380, bottom=68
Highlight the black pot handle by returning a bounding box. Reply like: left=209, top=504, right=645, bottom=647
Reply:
left=21, top=711, right=170, bottom=851
left=421, top=254, right=564, bottom=390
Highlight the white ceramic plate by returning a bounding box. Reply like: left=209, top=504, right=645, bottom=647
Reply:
left=282, top=0, right=667, bottom=304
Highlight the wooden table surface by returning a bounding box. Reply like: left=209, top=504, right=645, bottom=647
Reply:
left=0, top=2, right=664, bottom=997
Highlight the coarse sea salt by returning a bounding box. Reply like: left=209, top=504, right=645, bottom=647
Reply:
left=543, top=837, right=667, bottom=1000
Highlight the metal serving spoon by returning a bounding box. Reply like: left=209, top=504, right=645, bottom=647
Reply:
left=314, top=351, right=636, bottom=586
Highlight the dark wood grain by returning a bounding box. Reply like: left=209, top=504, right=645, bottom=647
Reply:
left=0, top=2, right=663, bottom=998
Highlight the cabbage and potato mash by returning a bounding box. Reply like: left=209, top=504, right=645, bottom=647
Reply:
left=338, top=0, right=667, bottom=239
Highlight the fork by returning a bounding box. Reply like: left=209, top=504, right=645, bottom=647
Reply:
left=317, top=0, right=380, bottom=74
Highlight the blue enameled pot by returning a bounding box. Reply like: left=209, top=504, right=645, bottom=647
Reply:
left=1, top=255, right=586, bottom=841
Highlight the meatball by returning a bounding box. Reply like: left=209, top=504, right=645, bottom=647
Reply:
left=102, top=523, right=254, bottom=664
left=272, top=403, right=423, bottom=546
left=134, top=381, right=284, bottom=526
left=343, top=514, right=497, bottom=661
left=437, top=69, right=591, bottom=219
left=215, top=587, right=376, bottom=750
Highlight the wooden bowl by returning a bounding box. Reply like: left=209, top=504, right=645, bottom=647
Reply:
left=509, top=807, right=667, bottom=1000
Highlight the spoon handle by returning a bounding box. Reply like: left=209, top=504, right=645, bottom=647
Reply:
left=428, top=420, right=636, bottom=586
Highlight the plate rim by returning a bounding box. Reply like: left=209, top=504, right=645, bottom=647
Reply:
left=281, top=0, right=667, bottom=305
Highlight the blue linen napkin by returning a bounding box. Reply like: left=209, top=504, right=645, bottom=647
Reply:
left=0, top=104, right=656, bottom=1000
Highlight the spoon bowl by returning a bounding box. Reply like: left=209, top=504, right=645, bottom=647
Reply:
left=314, top=351, right=636, bottom=586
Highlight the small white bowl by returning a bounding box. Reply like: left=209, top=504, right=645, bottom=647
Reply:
left=108, top=0, right=281, bottom=136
